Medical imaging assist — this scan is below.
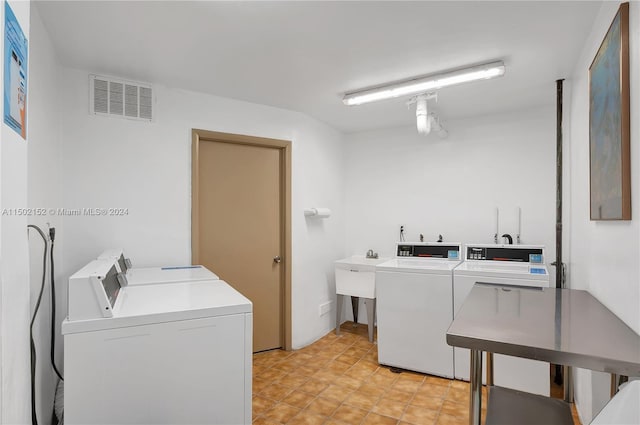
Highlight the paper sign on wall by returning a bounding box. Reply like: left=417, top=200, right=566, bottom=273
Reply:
left=3, top=0, right=28, bottom=139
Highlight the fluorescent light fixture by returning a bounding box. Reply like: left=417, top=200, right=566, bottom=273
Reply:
left=343, top=61, right=505, bottom=106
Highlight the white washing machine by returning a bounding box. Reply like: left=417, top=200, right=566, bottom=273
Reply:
left=63, top=259, right=252, bottom=424
left=376, top=242, right=462, bottom=377
left=98, top=248, right=219, bottom=285
left=453, top=243, right=551, bottom=396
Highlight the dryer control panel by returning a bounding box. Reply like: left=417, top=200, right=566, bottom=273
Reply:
left=466, top=245, right=544, bottom=263
left=98, top=248, right=132, bottom=274
left=68, top=259, right=124, bottom=320
left=397, top=243, right=460, bottom=260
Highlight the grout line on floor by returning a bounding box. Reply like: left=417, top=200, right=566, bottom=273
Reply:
left=253, top=322, right=576, bottom=425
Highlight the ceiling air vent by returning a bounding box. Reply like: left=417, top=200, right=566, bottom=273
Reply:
left=89, top=74, right=153, bottom=121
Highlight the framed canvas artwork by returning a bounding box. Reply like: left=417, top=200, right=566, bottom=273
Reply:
left=589, top=2, right=630, bottom=220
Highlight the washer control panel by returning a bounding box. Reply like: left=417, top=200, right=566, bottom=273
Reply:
left=397, top=244, right=461, bottom=260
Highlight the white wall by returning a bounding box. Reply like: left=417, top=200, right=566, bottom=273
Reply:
left=566, top=2, right=640, bottom=423
left=56, top=67, right=346, bottom=350
left=344, top=106, right=556, bottom=258
left=26, top=5, right=63, bottom=424
left=341, top=106, right=556, bottom=324
left=0, top=1, right=31, bottom=424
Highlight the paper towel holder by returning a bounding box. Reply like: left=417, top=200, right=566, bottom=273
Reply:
left=304, top=208, right=331, bottom=218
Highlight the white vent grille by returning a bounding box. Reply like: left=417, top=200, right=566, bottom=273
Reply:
left=93, top=79, right=108, bottom=113
left=109, top=82, right=124, bottom=115
left=90, top=75, right=153, bottom=121
left=139, top=87, right=153, bottom=120
left=124, top=84, right=138, bottom=118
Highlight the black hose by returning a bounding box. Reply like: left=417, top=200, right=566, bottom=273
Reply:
left=49, top=229, right=63, bottom=381
left=28, top=225, right=48, bottom=425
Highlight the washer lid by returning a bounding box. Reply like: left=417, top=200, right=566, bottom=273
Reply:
left=376, top=258, right=461, bottom=273
left=62, top=279, right=251, bottom=334
left=454, top=261, right=549, bottom=280
left=125, top=265, right=219, bottom=285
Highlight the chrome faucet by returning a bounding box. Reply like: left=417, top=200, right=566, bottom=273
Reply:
left=366, top=249, right=378, bottom=259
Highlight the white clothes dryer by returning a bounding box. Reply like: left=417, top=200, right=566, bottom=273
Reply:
left=453, top=244, right=551, bottom=396
left=63, top=259, right=252, bottom=424
left=98, top=248, right=219, bottom=285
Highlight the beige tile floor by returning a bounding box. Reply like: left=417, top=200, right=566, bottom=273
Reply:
left=252, top=323, right=581, bottom=425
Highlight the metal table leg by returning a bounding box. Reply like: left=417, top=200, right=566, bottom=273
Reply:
left=470, top=350, right=483, bottom=425
left=610, top=373, right=618, bottom=397
left=610, top=374, right=628, bottom=397
left=486, top=351, right=493, bottom=399
left=564, top=365, right=573, bottom=403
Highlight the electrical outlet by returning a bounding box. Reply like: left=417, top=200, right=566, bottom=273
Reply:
left=319, top=301, right=333, bottom=316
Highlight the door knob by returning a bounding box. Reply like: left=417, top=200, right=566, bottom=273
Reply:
left=273, top=256, right=282, bottom=264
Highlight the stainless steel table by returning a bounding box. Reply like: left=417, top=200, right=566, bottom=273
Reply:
left=446, top=284, right=640, bottom=425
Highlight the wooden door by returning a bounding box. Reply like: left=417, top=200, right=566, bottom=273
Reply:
left=192, top=130, right=291, bottom=352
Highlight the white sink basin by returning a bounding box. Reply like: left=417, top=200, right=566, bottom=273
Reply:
left=335, top=255, right=389, bottom=272
left=335, top=255, right=389, bottom=297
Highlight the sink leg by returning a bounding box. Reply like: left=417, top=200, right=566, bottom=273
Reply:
left=351, top=296, right=359, bottom=325
left=336, top=294, right=344, bottom=335
left=365, top=298, right=376, bottom=343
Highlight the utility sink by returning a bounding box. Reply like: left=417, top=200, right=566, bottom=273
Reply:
left=334, top=255, right=389, bottom=297
left=335, top=255, right=388, bottom=271
left=334, top=255, right=389, bottom=343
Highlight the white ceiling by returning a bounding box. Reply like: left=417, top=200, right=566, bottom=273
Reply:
left=35, top=1, right=601, bottom=133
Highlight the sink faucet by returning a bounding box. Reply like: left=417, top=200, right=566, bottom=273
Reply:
left=501, top=234, right=513, bottom=245
left=366, top=249, right=378, bottom=259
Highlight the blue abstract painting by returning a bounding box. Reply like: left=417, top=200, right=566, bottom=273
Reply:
left=3, top=0, right=28, bottom=139
left=589, top=4, right=630, bottom=220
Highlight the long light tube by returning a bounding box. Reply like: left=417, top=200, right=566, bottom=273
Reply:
left=343, top=61, right=505, bottom=106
